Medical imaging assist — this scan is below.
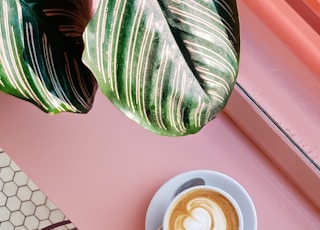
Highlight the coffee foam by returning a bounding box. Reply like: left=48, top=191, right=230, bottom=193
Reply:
left=166, top=188, right=239, bottom=230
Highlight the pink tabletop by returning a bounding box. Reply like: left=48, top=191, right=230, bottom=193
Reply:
left=1, top=89, right=319, bottom=229
left=0, top=0, right=319, bottom=229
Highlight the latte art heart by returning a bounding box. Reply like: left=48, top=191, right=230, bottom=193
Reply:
left=183, top=199, right=227, bottom=230
left=183, top=207, right=213, bottom=230
left=166, top=188, right=239, bottom=230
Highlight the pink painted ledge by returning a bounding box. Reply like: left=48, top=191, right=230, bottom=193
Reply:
left=236, top=0, right=320, bottom=203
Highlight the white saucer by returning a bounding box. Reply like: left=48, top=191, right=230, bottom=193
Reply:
left=145, top=170, right=257, bottom=230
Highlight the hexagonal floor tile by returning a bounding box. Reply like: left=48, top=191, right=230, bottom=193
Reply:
left=6, top=197, right=22, bottom=212
left=0, top=151, right=77, bottom=230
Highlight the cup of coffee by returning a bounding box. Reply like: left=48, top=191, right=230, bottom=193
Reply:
left=162, top=185, right=243, bottom=230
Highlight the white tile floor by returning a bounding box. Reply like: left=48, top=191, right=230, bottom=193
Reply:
left=0, top=150, right=77, bottom=230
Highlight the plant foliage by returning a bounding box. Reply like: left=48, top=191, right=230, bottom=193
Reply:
left=0, top=0, right=97, bottom=114
left=0, top=0, right=240, bottom=136
left=83, top=0, right=240, bottom=136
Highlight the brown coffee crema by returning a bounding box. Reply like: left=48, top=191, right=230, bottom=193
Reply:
left=167, top=188, right=239, bottom=230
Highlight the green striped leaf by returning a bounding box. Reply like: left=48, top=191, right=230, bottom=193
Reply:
left=0, top=0, right=97, bottom=114
left=83, top=0, right=240, bottom=136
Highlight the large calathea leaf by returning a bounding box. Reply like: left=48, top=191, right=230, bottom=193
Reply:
left=0, top=0, right=97, bottom=114
left=83, top=0, right=240, bottom=136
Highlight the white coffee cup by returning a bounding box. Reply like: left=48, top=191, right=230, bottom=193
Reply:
left=162, top=185, right=243, bottom=230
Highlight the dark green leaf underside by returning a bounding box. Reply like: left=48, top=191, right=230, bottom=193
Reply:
left=0, top=0, right=97, bottom=114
